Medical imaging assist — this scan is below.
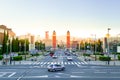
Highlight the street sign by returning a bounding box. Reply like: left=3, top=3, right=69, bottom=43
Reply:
left=117, top=46, right=120, bottom=53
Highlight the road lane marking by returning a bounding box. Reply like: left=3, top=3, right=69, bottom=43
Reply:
left=0, top=73, right=7, bottom=77
left=83, top=61, right=88, bottom=64
left=70, top=75, right=82, bottom=78
left=29, top=75, right=48, bottom=78
left=71, top=62, right=74, bottom=64
left=68, top=62, right=70, bottom=64
left=81, top=62, right=84, bottom=64
left=55, top=75, right=60, bottom=78
left=64, top=62, right=67, bottom=65
left=72, top=72, right=84, bottom=73
left=40, top=62, right=43, bottom=64
left=74, top=62, right=77, bottom=64
left=47, top=62, right=50, bottom=64
left=110, top=72, right=120, bottom=74
left=94, top=72, right=107, bottom=73
left=8, top=72, right=16, bottom=77
left=78, top=62, right=81, bottom=64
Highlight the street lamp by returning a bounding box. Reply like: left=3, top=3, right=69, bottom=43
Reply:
left=6, top=40, right=9, bottom=57
left=19, top=42, right=21, bottom=52
left=9, top=37, right=12, bottom=65
left=24, top=35, right=26, bottom=60
left=91, top=34, right=97, bottom=61
left=107, top=28, right=111, bottom=65
left=5, top=40, right=9, bottom=65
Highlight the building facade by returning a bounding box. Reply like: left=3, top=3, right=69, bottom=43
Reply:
left=52, top=31, right=56, bottom=49
left=0, top=25, right=15, bottom=45
left=18, top=33, right=35, bottom=51
left=66, top=31, right=70, bottom=49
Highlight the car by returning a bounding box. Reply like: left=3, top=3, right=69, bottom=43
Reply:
left=43, top=52, right=50, bottom=56
left=47, top=64, right=65, bottom=72
left=67, top=56, right=73, bottom=61
left=52, top=55, right=57, bottom=59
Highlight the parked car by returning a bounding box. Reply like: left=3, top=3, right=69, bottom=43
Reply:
left=47, top=64, right=65, bottom=72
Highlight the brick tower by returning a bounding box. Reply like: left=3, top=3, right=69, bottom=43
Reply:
left=67, top=31, right=70, bottom=49
left=52, top=30, right=56, bottom=49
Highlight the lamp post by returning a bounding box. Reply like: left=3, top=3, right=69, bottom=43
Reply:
left=107, top=28, right=111, bottom=65
left=91, top=34, right=96, bottom=61
left=19, top=42, right=21, bottom=52
left=6, top=40, right=9, bottom=65
left=24, top=36, right=26, bottom=60
left=9, top=37, right=12, bottom=65
left=6, top=40, right=9, bottom=56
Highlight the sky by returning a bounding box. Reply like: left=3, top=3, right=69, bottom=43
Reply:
left=0, top=0, right=120, bottom=38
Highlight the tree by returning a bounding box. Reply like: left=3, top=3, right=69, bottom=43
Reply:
left=2, top=30, right=8, bottom=54
left=76, top=43, right=79, bottom=50
left=96, top=39, right=103, bottom=52
left=12, top=38, right=19, bottom=52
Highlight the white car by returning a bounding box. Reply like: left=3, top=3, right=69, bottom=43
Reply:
left=47, top=64, right=65, bottom=72
left=52, top=55, right=57, bottom=59
left=67, top=56, right=73, bottom=61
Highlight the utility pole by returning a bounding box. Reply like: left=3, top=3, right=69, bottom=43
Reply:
left=24, top=35, right=26, bottom=60
left=9, top=37, right=12, bottom=65
left=107, top=28, right=111, bottom=65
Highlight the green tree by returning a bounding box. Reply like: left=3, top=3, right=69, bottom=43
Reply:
left=2, top=30, right=8, bottom=54
left=96, top=39, right=103, bottom=52
left=12, top=38, right=19, bottom=52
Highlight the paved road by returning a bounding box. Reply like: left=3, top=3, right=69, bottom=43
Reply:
left=0, top=50, right=120, bottom=80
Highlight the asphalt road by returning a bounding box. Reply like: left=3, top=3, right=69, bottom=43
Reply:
left=0, top=50, right=120, bottom=80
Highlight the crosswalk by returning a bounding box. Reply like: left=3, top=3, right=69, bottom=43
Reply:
left=31, top=61, right=88, bottom=65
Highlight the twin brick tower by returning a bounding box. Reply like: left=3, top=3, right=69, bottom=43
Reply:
left=52, top=30, right=70, bottom=49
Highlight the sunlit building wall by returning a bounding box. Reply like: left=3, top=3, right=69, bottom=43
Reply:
left=52, top=31, right=56, bottom=49
left=0, top=25, right=15, bottom=45
left=66, top=31, right=70, bottom=49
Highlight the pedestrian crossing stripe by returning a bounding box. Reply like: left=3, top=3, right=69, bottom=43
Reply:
left=22, top=61, right=88, bottom=65
left=32, top=61, right=88, bottom=65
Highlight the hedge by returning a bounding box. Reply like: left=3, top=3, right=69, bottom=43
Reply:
left=99, top=56, right=111, bottom=61
left=112, top=52, right=120, bottom=55
left=0, top=55, right=3, bottom=60
left=94, top=52, right=104, bottom=56
left=13, top=56, right=23, bottom=61
left=18, top=52, right=29, bottom=55
left=118, top=55, right=120, bottom=60
left=31, top=53, right=39, bottom=56
left=83, top=53, right=90, bottom=56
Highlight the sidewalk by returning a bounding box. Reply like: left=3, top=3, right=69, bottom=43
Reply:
left=0, top=55, right=44, bottom=66
left=78, top=56, right=120, bottom=66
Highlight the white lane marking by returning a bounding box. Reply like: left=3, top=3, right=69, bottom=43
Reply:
left=68, top=62, right=70, bottom=64
left=83, top=61, right=88, bottom=64
left=17, top=77, right=22, bottom=80
left=30, top=75, right=48, bottom=78
left=64, top=62, right=67, bottom=65
left=47, top=62, right=50, bottom=64
left=58, top=62, right=60, bottom=64
left=72, top=72, right=84, bottom=73
left=78, top=62, right=81, bottom=64
left=81, top=62, right=84, bottom=64
left=61, top=62, right=63, bottom=64
left=0, top=73, right=7, bottom=77
left=70, top=75, right=82, bottom=78
left=56, top=73, right=64, bottom=74
left=74, top=62, right=77, bottom=64
left=55, top=75, right=60, bottom=78
left=71, top=62, right=74, bottom=64
left=44, top=62, right=47, bottom=64
left=8, top=72, right=16, bottom=77
left=110, top=72, right=120, bottom=74
left=40, top=62, right=43, bottom=64
left=94, top=72, right=107, bottom=73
